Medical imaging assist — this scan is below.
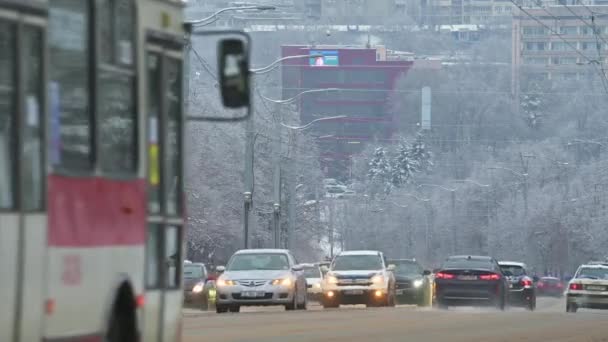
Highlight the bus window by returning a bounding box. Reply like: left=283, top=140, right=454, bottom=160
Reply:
left=164, top=225, right=181, bottom=288
left=48, top=0, right=92, bottom=171
left=0, top=22, right=15, bottom=209
left=22, top=26, right=44, bottom=211
left=97, top=0, right=136, bottom=174
left=164, top=58, right=182, bottom=216
left=147, top=52, right=161, bottom=214
left=146, top=223, right=161, bottom=288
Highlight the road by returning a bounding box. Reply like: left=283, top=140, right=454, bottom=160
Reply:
left=182, top=297, right=608, bottom=342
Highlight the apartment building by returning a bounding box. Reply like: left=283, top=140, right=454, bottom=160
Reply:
left=512, top=5, right=608, bottom=91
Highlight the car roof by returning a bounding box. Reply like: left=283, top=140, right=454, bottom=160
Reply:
left=337, top=250, right=382, bottom=256
left=388, top=258, right=419, bottom=263
left=498, top=261, right=526, bottom=268
left=447, top=255, right=492, bottom=261
left=579, top=264, right=608, bottom=269
left=234, top=248, right=290, bottom=255
left=183, top=262, right=205, bottom=267
left=540, top=277, right=559, bottom=280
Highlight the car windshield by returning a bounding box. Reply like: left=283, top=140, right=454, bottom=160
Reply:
left=576, top=267, right=608, bottom=280
left=183, top=265, right=204, bottom=279
left=227, top=253, right=290, bottom=271
left=332, top=255, right=383, bottom=271
left=393, top=262, right=423, bottom=276
left=443, top=259, right=493, bottom=270
left=303, top=267, right=321, bottom=278
left=500, top=265, right=525, bottom=276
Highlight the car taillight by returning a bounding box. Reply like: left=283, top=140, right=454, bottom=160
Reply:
left=479, top=273, right=501, bottom=281
left=435, top=272, right=455, bottom=279
left=521, top=279, right=532, bottom=287
left=569, top=283, right=582, bottom=290
left=557, top=283, right=564, bottom=288
left=537, top=282, right=544, bottom=287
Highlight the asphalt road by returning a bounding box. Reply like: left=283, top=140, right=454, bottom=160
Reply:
left=182, top=297, right=608, bottom=342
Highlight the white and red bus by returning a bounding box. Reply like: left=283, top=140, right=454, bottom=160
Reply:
left=0, top=0, right=189, bottom=341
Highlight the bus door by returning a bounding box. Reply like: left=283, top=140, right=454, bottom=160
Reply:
left=144, top=35, right=184, bottom=342
left=0, top=4, right=46, bottom=342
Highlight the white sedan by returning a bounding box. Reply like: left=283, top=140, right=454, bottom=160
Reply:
left=566, top=263, right=608, bottom=313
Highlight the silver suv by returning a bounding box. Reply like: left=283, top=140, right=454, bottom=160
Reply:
left=215, top=249, right=308, bottom=313
left=321, top=250, right=396, bottom=308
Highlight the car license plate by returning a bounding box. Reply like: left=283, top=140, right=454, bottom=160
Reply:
left=241, top=291, right=264, bottom=298
left=396, top=290, right=404, bottom=295
left=458, top=275, right=478, bottom=280
left=587, top=285, right=606, bottom=291
left=344, top=290, right=364, bottom=295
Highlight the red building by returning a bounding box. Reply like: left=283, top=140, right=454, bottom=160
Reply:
left=281, top=45, right=412, bottom=180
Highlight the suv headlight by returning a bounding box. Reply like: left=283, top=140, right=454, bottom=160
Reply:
left=413, top=279, right=423, bottom=288
left=192, top=282, right=205, bottom=293
left=271, top=278, right=293, bottom=287
left=326, top=275, right=338, bottom=284
left=371, top=274, right=384, bottom=284
left=217, top=278, right=236, bottom=287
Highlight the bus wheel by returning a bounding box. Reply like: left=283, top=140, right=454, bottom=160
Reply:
left=106, top=283, right=138, bottom=342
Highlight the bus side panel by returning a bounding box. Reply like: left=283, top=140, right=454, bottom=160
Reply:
left=142, top=291, right=161, bottom=342
left=19, top=214, right=47, bottom=341
left=44, top=246, right=144, bottom=338
left=162, top=290, right=183, bottom=342
left=0, top=214, right=19, bottom=342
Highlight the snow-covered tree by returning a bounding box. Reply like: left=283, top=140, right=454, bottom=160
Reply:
left=367, top=147, right=393, bottom=195
left=408, top=133, right=434, bottom=174
left=391, top=140, right=419, bottom=187
left=521, top=83, right=545, bottom=130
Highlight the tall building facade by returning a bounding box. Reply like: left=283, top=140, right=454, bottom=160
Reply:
left=281, top=45, right=412, bottom=180
left=512, top=5, right=608, bottom=94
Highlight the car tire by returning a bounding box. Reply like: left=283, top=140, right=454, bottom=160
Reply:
left=201, top=295, right=209, bottom=311
left=526, top=296, right=536, bottom=311
left=229, top=306, right=240, bottom=313
left=285, top=292, right=297, bottom=311
left=496, top=295, right=506, bottom=311
left=297, top=292, right=307, bottom=310
left=387, top=290, right=396, bottom=307
left=216, top=305, right=228, bottom=314
left=566, top=302, right=578, bottom=313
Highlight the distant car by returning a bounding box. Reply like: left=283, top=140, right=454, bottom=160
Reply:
left=498, top=261, right=536, bottom=311
left=566, top=263, right=608, bottom=313
left=183, top=262, right=214, bottom=310
left=434, top=255, right=508, bottom=310
left=388, top=259, right=431, bottom=306
left=215, top=249, right=308, bottom=313
left=303, top=263, right=323, bottom=301
left=321, top=250, right=396, bottom=308
left=537, top=277, right=564, bottom=297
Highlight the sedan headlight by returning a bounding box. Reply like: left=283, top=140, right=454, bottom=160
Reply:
left=216, top=278, right=236, bottom=287
left=371, top=274, right=385, bottom=284
left=326, top=275, right=338, bottom=284
left=314, top=283, right=321, bottom=288
left=271, top=278, right=293, bottom=287
left=413, top=279, right=423, bottom=288
left=192, top=282, right=205, bottom=293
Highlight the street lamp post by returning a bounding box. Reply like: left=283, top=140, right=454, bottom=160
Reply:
left=417, top=184, right=458, bottom=254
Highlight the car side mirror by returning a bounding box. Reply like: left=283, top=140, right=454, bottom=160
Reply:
left=387, top=264, right=396, bottom=271
left=216, top=265, right=225, bottom=273
left=292, top=264, right=304, bottom=272
left=423, top=270, right=431, bottom=276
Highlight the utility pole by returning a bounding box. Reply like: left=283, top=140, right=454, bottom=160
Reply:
left=286, top=133, right=297, bottom=251
left=272, top=115, right=282, bottom=248
left=328, top=199, right=335, bottom=258
left=243, top=114, right=254, bottom=249
left=450, top=190, right=456, bottom=254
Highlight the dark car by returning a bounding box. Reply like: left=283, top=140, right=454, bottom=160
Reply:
left=537, top=277, right=564, bottom=297
left=434, top=255, right=508, bottom=310
left=389, top=259, right=431, bottom=306
left=183, top=262, right=213, bottom=310
left=498, top=261, right=536, bottom=311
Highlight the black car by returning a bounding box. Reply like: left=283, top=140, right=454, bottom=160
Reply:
left=434, top=255, right=508, bottom=310
left=498, top=261, right=536, bottom=311
left=389, top=259, right=431, bottom=306
left=183, top=262, right=213, bottom=310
